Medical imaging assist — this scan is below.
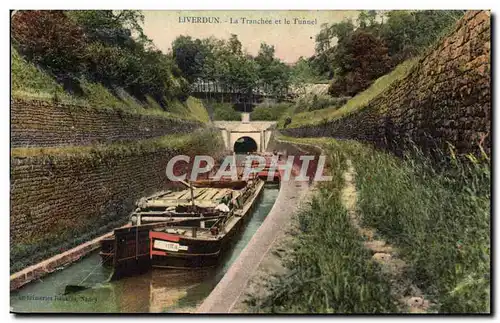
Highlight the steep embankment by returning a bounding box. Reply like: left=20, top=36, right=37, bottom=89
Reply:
left=281, top=59, right=417, bottom=128
left=283, top=11, right=491, bottom=157
left=11, top=47, right=211, bottom=124
left=246, top=10, right=490, bottom=314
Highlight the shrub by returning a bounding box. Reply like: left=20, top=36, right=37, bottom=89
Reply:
left=84, top=42, right=129, bottom=86
left=294, top=94, right=350, bottom=113
left=212, top=103, right=241, bottom=121
left=251, top=102, right=291, bottom=121
left=250, top=105, right=274, bottom=120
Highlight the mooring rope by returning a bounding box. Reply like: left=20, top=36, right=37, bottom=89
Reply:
left=74, top=250, right=114, bottom=287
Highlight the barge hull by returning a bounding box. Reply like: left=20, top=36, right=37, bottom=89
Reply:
left=102, top=180, right=265, bottom=274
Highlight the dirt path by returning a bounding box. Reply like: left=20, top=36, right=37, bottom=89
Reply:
left=229, top=183, right=317, bottom=313
left=341, top=159, right=433, bottom=313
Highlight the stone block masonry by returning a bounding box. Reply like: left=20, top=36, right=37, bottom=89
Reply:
left=11, top=98, right=204, bottom=147
left=282, top=10, right=491, bottom=157
left=11, top=149, right=171, bottom=247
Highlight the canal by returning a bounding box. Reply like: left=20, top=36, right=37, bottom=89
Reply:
left=10, top=185, right=279, bottom=313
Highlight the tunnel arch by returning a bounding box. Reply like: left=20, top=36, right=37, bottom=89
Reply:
left=233, top=136, right=258, bottom=153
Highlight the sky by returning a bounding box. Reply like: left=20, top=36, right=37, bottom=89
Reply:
left=142, top=10, right=360, bottom=63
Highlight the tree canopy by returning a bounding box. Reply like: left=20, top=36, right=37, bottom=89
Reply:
left=306, top=10, right=465, bottom=97
left=172, top=34, right=290, bottom=97
left=11, top=10, right=190, bottom=107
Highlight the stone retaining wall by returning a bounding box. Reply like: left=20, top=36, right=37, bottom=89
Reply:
left=11, top=98, right=203, bottom=147
left=10, top=131, right=225, bottom=272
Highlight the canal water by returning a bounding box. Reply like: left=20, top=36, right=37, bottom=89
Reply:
left=10, top=186, right=279, bottom=313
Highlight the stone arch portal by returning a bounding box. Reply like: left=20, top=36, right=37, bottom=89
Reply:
left=215, top=116, right=277, bottom=153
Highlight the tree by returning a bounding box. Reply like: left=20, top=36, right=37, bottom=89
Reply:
left=225, top=54, right=258, bottom=94
left=255, top=43, right=275, bottom=66
left=313, top=19, right=355, bottom=78
left=255, top=42, right=291, bottom=96
left=412, top=10, right=464, bottom=48
left=203, top=34, right=259, bottom=98
left=381, top=10, right=418, bottom=60
left=84, top=42, right=130, bottom=86
left=169, top=33, right=290, bottom=103
left=309, top=10, right=465, bottom=97
left=381, top=10, right=465, bottom=64
left=12, top=10, right=190, bottom=109
left=11, top=10, right=86, bottom=75
left=290, top=56, right=321, bottom=84
left=67, top=10, right=149, bottom=49
left=228, top=34, right=242, bottom=55
left=366, top=10, right=378, bottom=27
left=171, top=35, right=208, bottom=82
left=329, top=30, right=391, bottom=96
left=357, top=10, right=378, bottom=29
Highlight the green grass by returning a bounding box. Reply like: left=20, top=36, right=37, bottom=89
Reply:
left=274, top=136, right=491, bottom=313
left=11, top=46, right=68, bottom=101
left=11, top=128, right=222, bottom=159
left=293, top=94, right=350, bottom=114
left=341, top=141, right=490, bottom=313
left=282, top=58, right=418, bottom=128
left=11, top=47, right=209, bottom=122
left=185, top=97, right=210, bottom=123
left=250, top=139, right=398, bottom=313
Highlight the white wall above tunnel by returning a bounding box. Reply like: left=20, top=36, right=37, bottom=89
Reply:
left=214, top=116, right=277, bottom=152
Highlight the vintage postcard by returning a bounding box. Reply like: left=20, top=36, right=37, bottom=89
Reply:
left=9, top=9, right=491, bottom=314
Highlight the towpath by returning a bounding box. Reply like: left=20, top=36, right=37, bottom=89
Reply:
left=196, top=178, right=312, bottom=313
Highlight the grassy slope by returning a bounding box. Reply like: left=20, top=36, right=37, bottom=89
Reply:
left=11, top=47, right=210, bottom=123
left=272, top=136, right=490, bottom=313
left=10, top=128, right=220, bottom=158
left=251, top=137, right=397, bottom=313
left=282, top=58, right=418, bottom=128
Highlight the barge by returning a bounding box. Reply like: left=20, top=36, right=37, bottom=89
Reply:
left=99, top=177, right=266, bottom=277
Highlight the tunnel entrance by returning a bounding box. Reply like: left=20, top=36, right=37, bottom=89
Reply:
left=233, top=136, right=258, bottom=153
